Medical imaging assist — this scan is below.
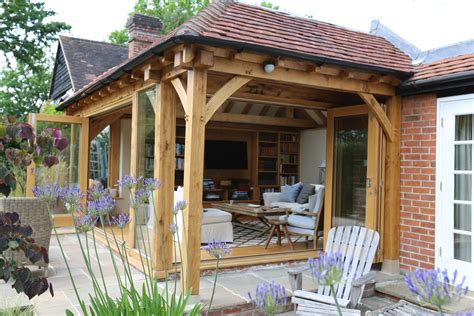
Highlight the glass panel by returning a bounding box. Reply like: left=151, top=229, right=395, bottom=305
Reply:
left=454, top=204, right=472, bottom=231
left=89, top=127, right=110, bottom=187
left=134, top=88, right=156, bottom=257
left=332, top=115, right=368, bottom=227
left=455, top=144, right=472, bottom=171
left=455, top=115, right=472, bottom=141
left=454, top=174, right=472, bottom=201
left=34, top=121, right=81, bottom=215
left=454, top=233, right=472, bottom=262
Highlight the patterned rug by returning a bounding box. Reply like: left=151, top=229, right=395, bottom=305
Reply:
left=231, top=220, right=305, bottom=248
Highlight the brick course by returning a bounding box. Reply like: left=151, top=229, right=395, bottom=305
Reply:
left=399, top=93, right=437, bottom=271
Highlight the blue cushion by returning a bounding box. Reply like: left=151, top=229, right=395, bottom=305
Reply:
left=279, top=183, right=302, bottom=203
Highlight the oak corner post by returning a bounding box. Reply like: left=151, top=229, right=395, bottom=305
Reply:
left=382, top=95, right=401, bottom=273
left=181, top=68, right=207, bottom=295
left=152, top=81, right=176, bottom=273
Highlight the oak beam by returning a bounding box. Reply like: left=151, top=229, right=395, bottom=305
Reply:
left=171, top=78, right=188, bottom=114
left=152, top=82, right=176, bottom=272
left=204, top=75, right=251, bottom=123
left=210, top=57, right=395, bottom=96
left=181, top=69, right=207, bottom=295
left=358, top=93, right=395, bottom=142
left=383, top=96, right=401, bottom=267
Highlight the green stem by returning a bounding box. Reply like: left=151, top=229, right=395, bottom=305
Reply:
left=46, top=207, right=85, bottom=313
left=100, top=215, right=125, bottom=295
left=91, top=226, right=108, bottom=296
left=180, top=211, right=190, bottom=291
left=207, top=259, right=220, bottom=315
left=329, top=284, right=342, bottom=316
left=132, top=204, right=152, bottom=295
left=173, top=234, right=178, bottom=292
left=120, top=228, right=136, bottom=291
left=110, top=226, right=132, bottom=288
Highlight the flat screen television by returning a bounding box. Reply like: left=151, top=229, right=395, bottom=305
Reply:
left=204, top=140, right=248, bottom=169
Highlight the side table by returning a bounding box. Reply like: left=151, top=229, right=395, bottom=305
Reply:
left=264, top=216, right=294, bottom=250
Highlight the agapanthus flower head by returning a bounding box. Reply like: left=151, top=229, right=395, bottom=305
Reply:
left=74, top=214, right=98, bottom=233
left=308, top=252, right=345, bottom=287
left=248, top=281, right=288, bottom=315
left=117, top=175, right=137, bottom=190
left=87, top=184, right=108, bottom=201
left=168, top=223, right=178, bottom=234
left=32, top=183, right=61, bottom=205
left=130, top=188, right=149, bottom=210
left=87, top=194, right=115, bottom=217
left=59, top=186, right=84, bottom=213
left=203, top=240, right=230, bottom=260
left=173, top=200, right=187, bottom=215
left=111, top=213, right=130, bottom=229
left=405, top=268, right=469, bottom=312
left=143, top=178, right=160, bottom=192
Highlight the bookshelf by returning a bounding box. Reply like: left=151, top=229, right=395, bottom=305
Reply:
left=175, top=125, right=185, bottom=188
left=257, top=131, right=300, bottom=202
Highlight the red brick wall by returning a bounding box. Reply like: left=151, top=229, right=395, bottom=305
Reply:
left=399, top=94, right=437, bottom=271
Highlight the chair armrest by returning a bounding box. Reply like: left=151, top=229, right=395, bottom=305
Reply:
left=349, top=271, right=376, bottom=308
left=288, top=263, right=311, bottom=291
left=263, top=192, right=280, bottom=207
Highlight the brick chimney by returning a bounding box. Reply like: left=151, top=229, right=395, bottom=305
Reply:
left=126, top=14, right=162, bottom=58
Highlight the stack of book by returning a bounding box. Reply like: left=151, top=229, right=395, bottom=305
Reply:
left=203, top=178, right=215, bottom=190
left=231, top=190, right=249, bottom=200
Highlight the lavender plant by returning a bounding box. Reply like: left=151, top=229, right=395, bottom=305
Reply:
left=248, top=281, right=288, bottom=315
left=203, top=240, right=231, bottom=314
left=308, top=252, right=345, bottom=316
left=405, top=268, right=469, bottom=314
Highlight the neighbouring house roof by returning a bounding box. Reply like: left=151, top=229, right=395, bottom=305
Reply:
left=57, top=0, right=414, bottom=110
left=49, top=36, right=128, bottom=100
left=411, top=53, right=474, bottom=81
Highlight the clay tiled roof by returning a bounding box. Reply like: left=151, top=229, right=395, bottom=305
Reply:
left=410, top=53, right=474, bottom=81
left=59, top=36, right=128, bottom=90
left=59, top=0, right=414, bottom=109
left=179, top=1, right=413, bottom=73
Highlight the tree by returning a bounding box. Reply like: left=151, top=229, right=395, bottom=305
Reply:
left=0, top=0, right=69, bottom=117
left=0, top=0, right=69, bottom=70
left=109, top=0, right=278, bottom=45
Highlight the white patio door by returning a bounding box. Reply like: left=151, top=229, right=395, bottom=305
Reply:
left=437, top=94, right=474, bottom=286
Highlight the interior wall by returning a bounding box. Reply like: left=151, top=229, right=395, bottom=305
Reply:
left=116, top=118, right=131, bottom=213
left=299, top=128, right=327, bottom=184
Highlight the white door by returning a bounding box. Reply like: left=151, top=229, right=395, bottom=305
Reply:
left=436, top=94, right=474, bottom=286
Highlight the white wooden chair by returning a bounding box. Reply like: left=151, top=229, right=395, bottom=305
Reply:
left=288, top=226, right=380, bottom=315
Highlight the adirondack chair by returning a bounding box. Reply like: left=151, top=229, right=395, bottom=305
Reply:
left=288, top=226, right=380, bottom=315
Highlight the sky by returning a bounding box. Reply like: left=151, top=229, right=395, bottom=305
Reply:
left=43, top=0, right=474, bottom=51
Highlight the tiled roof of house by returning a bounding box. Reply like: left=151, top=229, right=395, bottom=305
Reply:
left=409, top=53, right=474, bottom=82
left=59, top=36, right=128, bottom=90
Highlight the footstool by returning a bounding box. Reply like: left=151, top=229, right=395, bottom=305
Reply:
left=264, top=216, right=294, bottom=249
left=201, top=208, right=233, bottom=243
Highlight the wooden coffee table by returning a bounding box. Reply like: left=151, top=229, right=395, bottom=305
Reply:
left=211, top=202, right=289, bottom=233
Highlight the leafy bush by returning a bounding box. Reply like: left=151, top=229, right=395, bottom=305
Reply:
left=0, top=212, right=52, bottom=299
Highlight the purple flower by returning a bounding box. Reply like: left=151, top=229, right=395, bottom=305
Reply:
left=111, top=213, right=130, bottom=229
left=308, top=252, right=345, bottom=286
left=74, top=214, right=98, bottom=233
left=405, top=268, right=469, bottom=312
left=173, top=200, right=187, bottom=215
left=130, top=189, right=149, bottom=210
left=168, top=223, right=178, bottom=234
left=203, top=240, right=230, bottom=260
left=33, top=183, right=61, bottom=205
left=59, top=186, right=84, bottom=213
left=116, top=175, right=138, bottom=190
left=248, top=281, right=288, bottom=314
left=143, top=178, right=160, bottom=192
left=87, top=184, right=108, bottom=201
left=87, top=194, right=115, bottom=217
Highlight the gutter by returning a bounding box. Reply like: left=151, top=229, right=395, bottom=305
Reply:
left=398, top=70, right=474, bottom=96
left=58, top=34, right=413, bottom=111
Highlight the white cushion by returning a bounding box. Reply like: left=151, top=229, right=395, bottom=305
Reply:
left=201, top=222, right=233, bottom=243
left=202, top=208, right=232, bottom=224
left=270, top=202, right=308, bottom=212
left=288, top=214, right=316, bottom=230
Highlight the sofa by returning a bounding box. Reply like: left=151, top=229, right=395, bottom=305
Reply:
left=174, top=187, right=233, bottom=243
left=263, top=184, right=325, bottom=248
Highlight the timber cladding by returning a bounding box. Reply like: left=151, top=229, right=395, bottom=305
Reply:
left=399, top=94, right=437, bottom=271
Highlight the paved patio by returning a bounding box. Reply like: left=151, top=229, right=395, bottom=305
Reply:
left=2, top=232, right=473, bottom=315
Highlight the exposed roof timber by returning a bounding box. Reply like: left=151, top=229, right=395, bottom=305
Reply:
left=223, top=101, right=234, bottom=113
